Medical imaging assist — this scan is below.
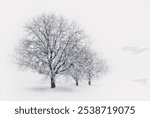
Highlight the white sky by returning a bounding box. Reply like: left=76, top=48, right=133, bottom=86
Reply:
left=0, top=0, right=150, bottom=58
left=0, top=0, right=150, bottom=49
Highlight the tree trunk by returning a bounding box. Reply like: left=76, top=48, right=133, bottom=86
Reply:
left=51, top=75, right=56, bottom=88
left=76, top=80, right=78, bottom=86
left=88, top=80, right=91, bottom=86
left=88, top=77, right=91, bottom=86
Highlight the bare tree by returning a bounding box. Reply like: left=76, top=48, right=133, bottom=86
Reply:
left=16, top=14, right=87, bottom=88
left=67, top=66, right=81, bottom=86
left=84, top=58, right=106, bottom=86
left=66, top=60, right=84, bottom=86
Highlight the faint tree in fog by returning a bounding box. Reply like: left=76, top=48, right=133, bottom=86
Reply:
left=83, top=54, right=106, bottom=86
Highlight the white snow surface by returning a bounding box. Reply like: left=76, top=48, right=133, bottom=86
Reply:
left=0, top=0, right=150, bottom=100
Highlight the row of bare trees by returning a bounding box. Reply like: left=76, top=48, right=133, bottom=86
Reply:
left=15, top=13, right=106, bottom=88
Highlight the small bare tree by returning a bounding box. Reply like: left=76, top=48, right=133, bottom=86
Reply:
left=67, top=66, right=81, bottom=86
left=84, top=57, right=106, bottom=86
left=66, top=60, right=84, bottom=86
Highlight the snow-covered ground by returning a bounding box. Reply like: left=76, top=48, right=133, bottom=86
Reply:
left=0, top=0, right=150, bottom=100
left=0, top=46, right=150, bottom=100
